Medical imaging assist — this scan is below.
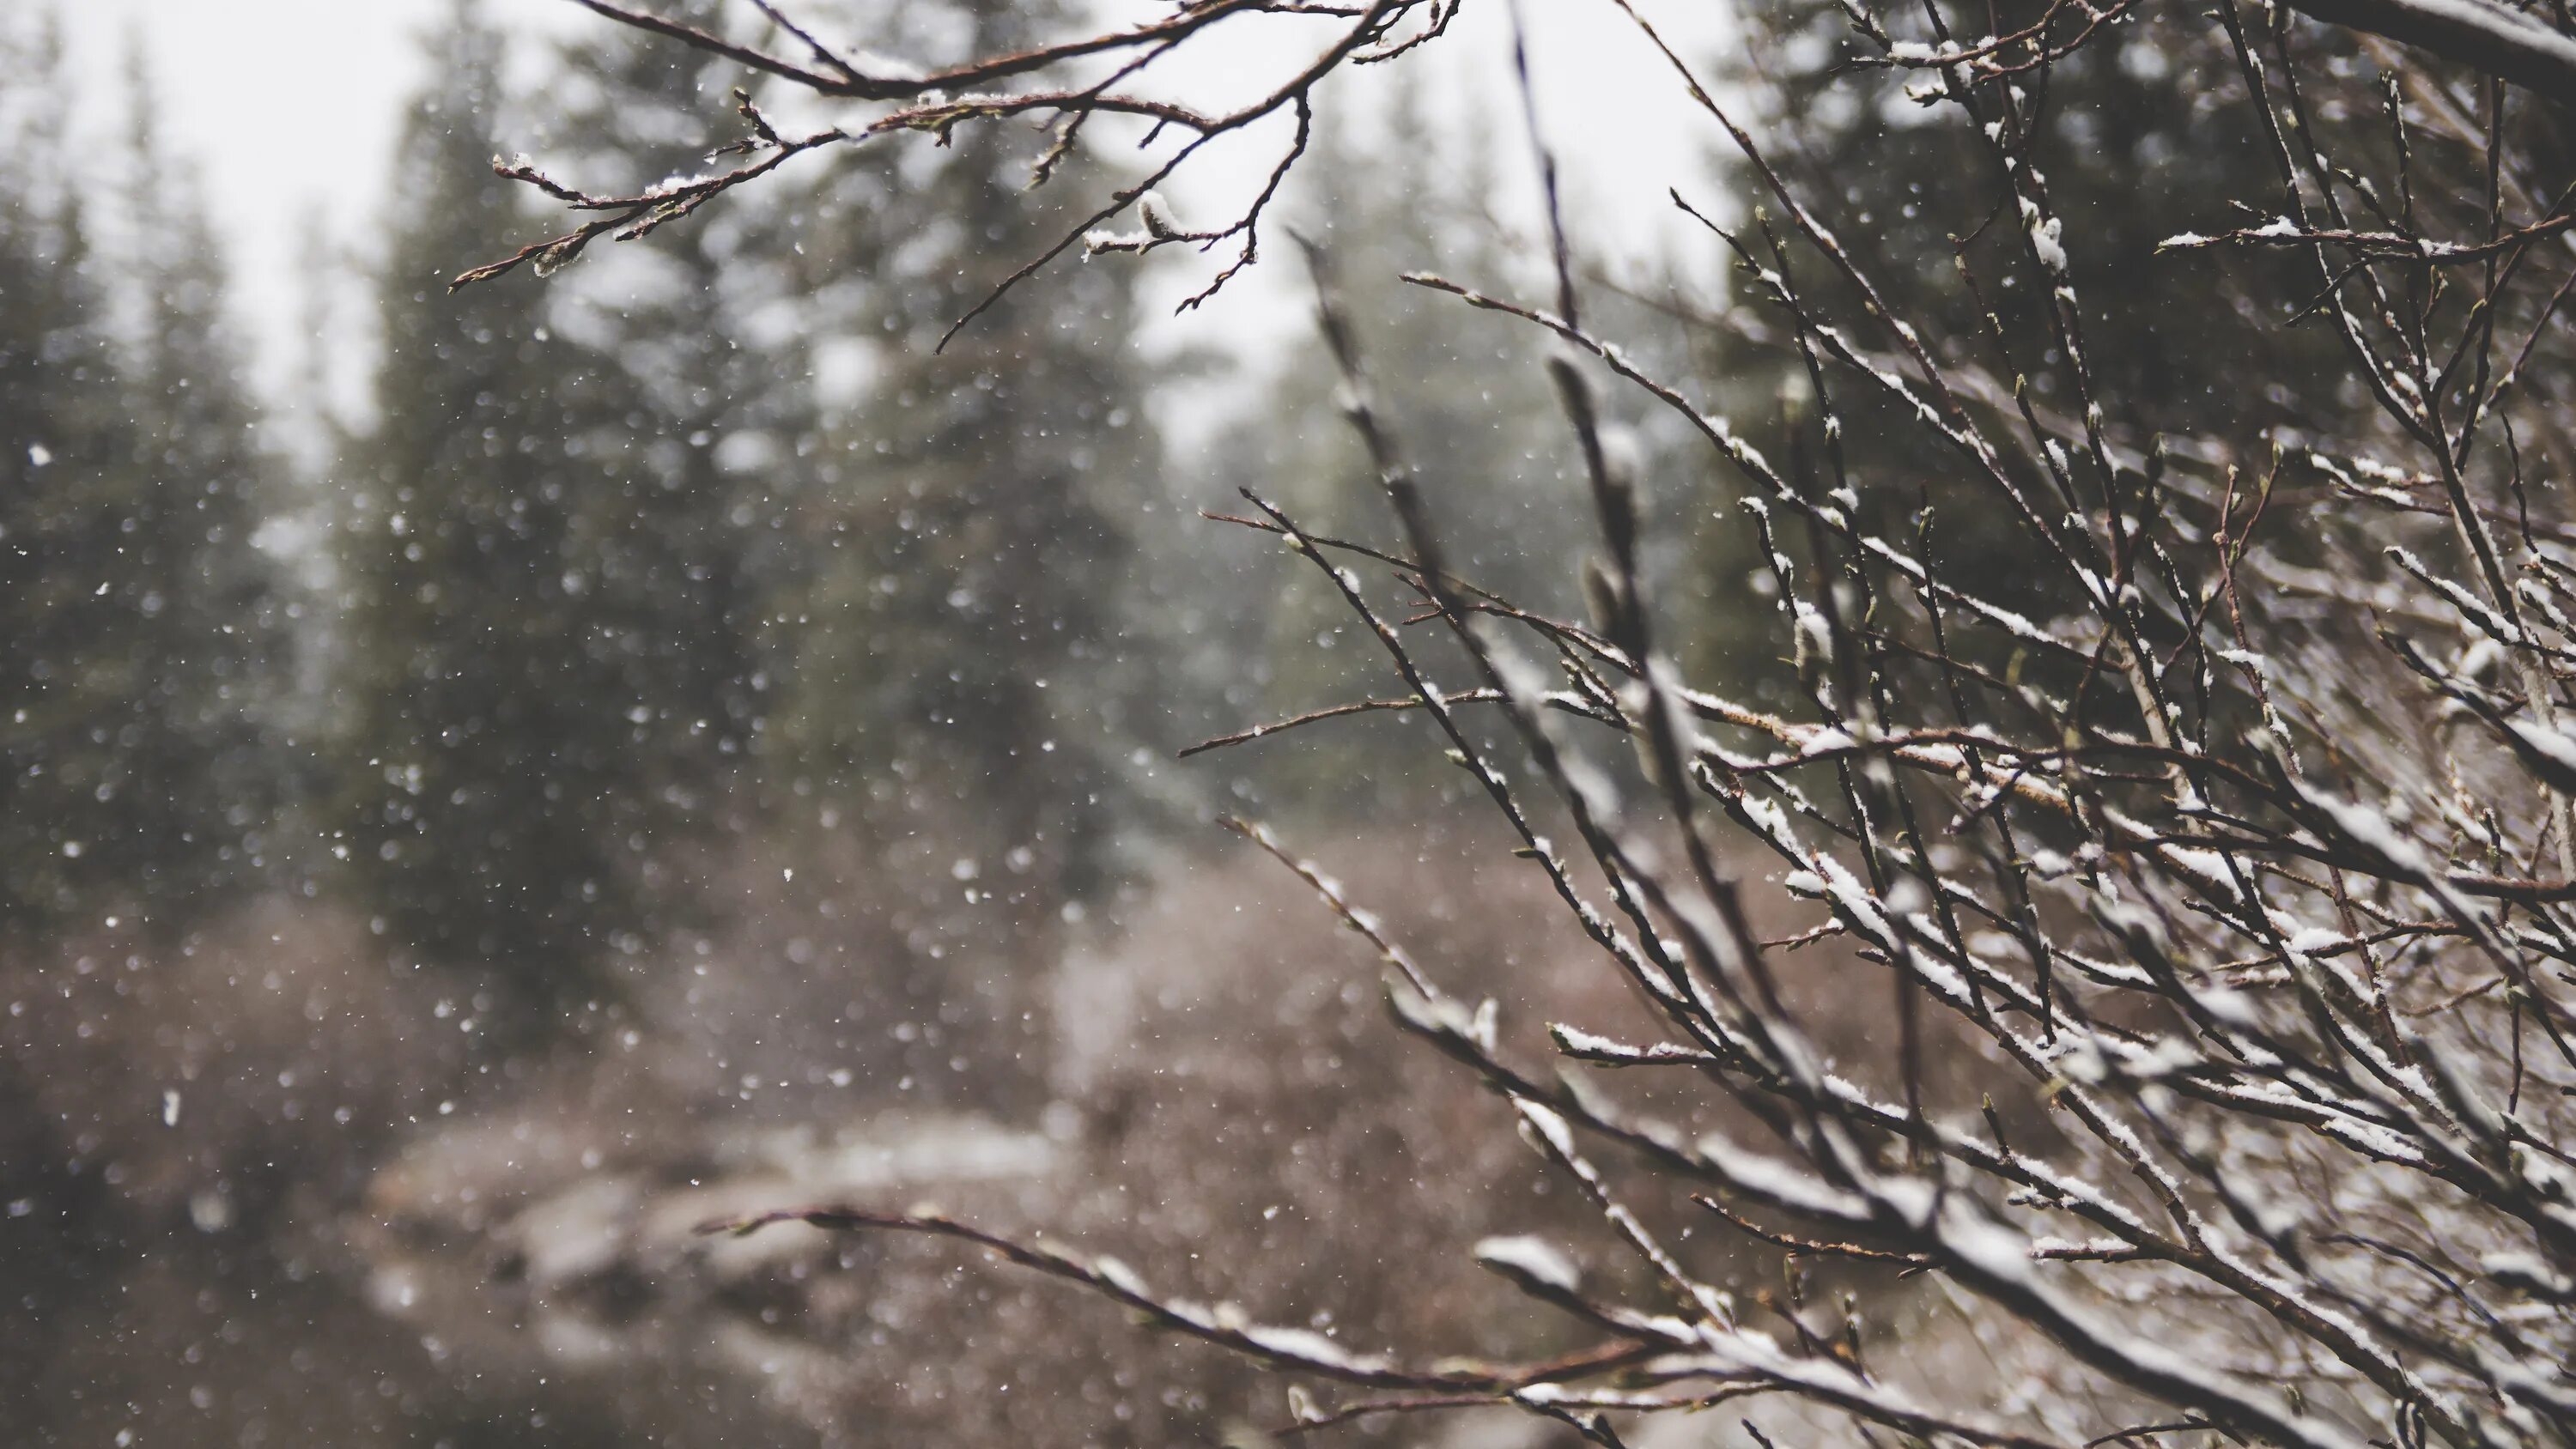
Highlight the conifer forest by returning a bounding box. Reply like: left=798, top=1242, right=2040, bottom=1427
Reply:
left=7, top=0, right=2576, bottom=1446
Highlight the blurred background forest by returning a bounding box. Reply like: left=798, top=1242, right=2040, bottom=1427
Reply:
left=0, top=0, right=2352, bottom=1444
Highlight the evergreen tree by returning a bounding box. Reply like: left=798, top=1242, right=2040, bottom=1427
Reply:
left=1716, top=0, right=2348, bottom=435
left=533, top=3, right=819, bottom=823
left=776, top=0, right=1156, bottom=890
left=116, top=49, right=287, bottom=928
left=1679, top=0, right=2357, bottom=684
left=1206, top=88, right=1581, bottom=817
left=0, top=21, right=278, bottom=937
left=750, top=0, right=1163, bottom=1108
left=339, top=2, right=750, bottom=1008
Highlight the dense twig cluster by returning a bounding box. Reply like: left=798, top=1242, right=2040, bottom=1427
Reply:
left=450, top=89, right=842, bottom=288
left=487, top=0, right=2576, bottom=1444
left=459, top=0, right=1434, bottom=336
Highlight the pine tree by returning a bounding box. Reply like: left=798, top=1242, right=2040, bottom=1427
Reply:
left=115, top=46, right=286, bottom=930
left=756, top=0, right=1163, bottom=1109
left=1718, top=0, right=2346, bottom=428
left=339, top=2, right=738, bottom=1008
left=1681, top=0, right=2357, bottom=672
left=0, top=21, right=278, bottom=937
left=776, top=0, right=1155, bottom=886
left=1207, top=88, right=1578, bottom=817
left=532, top=3, right=819, bottom=823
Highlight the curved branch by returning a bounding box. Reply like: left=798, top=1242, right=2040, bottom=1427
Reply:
left=2284, top=0, right=2576, bottom=98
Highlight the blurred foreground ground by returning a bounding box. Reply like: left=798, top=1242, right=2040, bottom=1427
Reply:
left=3, top=831, right=2027, bottom=1448
left=3, top=835, right=1595, bottom=1446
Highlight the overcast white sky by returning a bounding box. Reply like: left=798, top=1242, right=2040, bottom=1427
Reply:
left=59, top=0, right=1729, bottom=440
